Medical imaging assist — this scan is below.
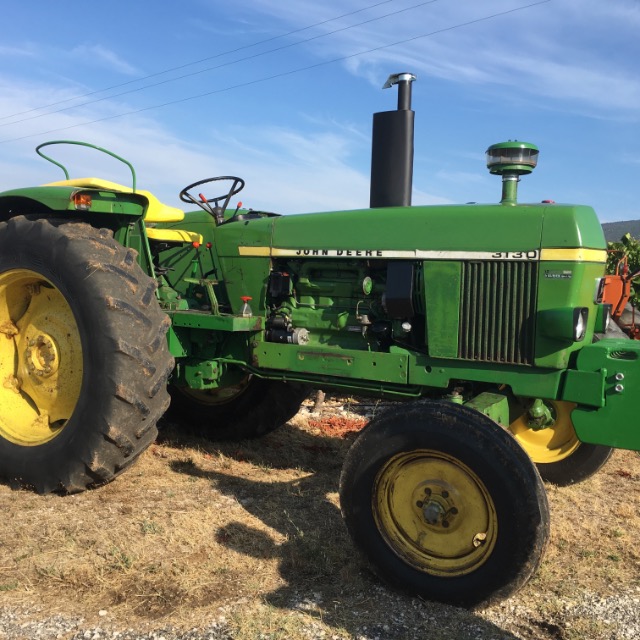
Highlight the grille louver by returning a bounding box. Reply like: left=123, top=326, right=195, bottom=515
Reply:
left=458, top=261, right=537, bottom=365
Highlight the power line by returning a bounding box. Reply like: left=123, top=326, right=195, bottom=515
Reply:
left=0, top=0, right=440, bottom=128
left=0, top=0, right=397, bottom=122
left=0, top=0, right=551, bottom=145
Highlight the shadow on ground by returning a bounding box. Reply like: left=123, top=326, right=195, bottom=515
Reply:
left=168, top=420, right=522, bottom=640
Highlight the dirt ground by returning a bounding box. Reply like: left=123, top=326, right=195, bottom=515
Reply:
left=0, top=397, right=638, bottom=639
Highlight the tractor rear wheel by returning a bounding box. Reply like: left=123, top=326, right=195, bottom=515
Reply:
left=509, top=400, right=613, bottom=485
left=0, top=216, right=173, bottom=493
left=339, top=400, right=549, bottom=609
left=168, top=377, right=310, bottom=440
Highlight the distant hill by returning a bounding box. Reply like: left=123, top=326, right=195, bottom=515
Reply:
left=602, top=220, right=640, bottom=243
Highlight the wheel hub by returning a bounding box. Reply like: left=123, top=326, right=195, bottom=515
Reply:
left=25, top=334, right=59, bottom=378
left=509, top=400, right=580, bottom=463
left=0, top=269, right=83, bottom=446
left=373, top=450, right=497, bottom=577
left=416, top=484, right=460, bottom=529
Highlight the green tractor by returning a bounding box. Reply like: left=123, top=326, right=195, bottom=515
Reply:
left=0, top=73, right=638, bottom=608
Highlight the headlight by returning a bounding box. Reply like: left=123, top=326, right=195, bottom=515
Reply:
left=539, top=307, right=590, bottom=342
left=574, top=308, right=589, bottom=341
left=594, top=303, right=613, bottom=333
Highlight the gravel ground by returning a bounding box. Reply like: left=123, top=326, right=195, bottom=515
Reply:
left=483, top=590, right=640, bottom=640
left=0, top=607, right=234, bottom=640
left=1, top=588, right=639, bottom=640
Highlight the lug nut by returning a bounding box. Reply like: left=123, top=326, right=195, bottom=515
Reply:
left=473, top=532, right=487, bottom=548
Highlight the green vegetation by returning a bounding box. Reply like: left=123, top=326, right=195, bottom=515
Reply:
left=607, top=233, right=640, bottom=306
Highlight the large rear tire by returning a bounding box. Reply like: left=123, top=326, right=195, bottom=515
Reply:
left=168, top=377, right=310, bottom=440
left=0, top=216, right=173, bottom=493
left=509, top=400, right=613, bottom=485
left=339, top=400, right=550, bottom=609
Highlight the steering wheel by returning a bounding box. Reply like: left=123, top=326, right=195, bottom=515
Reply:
left=179, top=176, right=245, bottom=223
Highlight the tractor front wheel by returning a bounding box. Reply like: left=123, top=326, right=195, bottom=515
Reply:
left=0, top=216, right=173, bottom=493
left=509, top=400, right=613, bottom=485
left=339, top=400, right=550, bottom=609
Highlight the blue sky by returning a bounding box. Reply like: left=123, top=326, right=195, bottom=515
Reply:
left=1, top=0, right=639, bottom=223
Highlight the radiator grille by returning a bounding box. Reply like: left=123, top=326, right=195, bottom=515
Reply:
left=458, top=261, right=537, bottom=365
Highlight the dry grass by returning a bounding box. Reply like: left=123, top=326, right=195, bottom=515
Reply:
left=0, top=399, right=639, bottom=639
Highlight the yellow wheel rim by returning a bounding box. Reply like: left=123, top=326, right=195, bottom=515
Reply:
left=373, top=450, right=498, bottom=577
left=509, top=400, right=579, bottom=464
left=0, top=270, right=83, bottom=445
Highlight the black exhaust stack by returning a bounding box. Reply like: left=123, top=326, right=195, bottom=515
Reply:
left=370, top=72, right=416, bottom=208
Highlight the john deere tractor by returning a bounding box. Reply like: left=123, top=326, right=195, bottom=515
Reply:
left=0, top=73, right=638, bottom=608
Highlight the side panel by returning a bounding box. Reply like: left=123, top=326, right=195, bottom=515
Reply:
left=565, top=339, right=640, bottom=450
left=423, top=261, right=461, bottom=358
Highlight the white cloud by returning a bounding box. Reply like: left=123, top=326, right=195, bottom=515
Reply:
left=0, top=77, right=453, bottom=216
left=0, top=72, right=452, bottom=214
left=197, top=125, right=371, bottom=212
left=0, top=44, right=36, bottom=58
left=246, top=0, right=640, bottom=119
left=70, top=45, right=139, bottom=76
